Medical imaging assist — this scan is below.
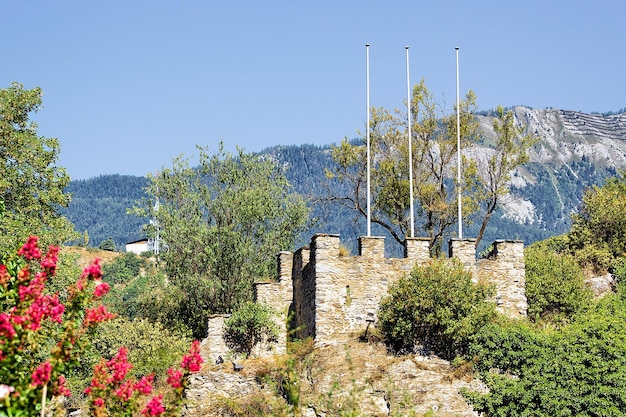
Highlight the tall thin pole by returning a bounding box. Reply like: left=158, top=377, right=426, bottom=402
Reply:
left=406, top=46, right=414, bottom=238
left=455, top=47, right=462, bottom=239
left=366, top=43, right=371, bottom=236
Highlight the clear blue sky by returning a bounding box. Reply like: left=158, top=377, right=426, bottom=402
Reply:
left=2, top=1, right=625, bottom=180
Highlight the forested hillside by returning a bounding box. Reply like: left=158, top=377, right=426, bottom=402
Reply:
left=61, top=174, right=149, bottom=249
left=61, top=106, right=625, bottom=253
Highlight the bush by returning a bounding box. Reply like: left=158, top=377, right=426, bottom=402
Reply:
left=465, top=294, right=626, bottom=416
left=525, top=246, right=593, bottom=324
left=224, top=302, right=279, bottom=358
left=378, top=258, right=495, bottom=359
left=103, top=252, right=145, bottom=285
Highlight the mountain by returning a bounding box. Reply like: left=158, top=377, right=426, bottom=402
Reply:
left=60, top=106, right=626, bottom=252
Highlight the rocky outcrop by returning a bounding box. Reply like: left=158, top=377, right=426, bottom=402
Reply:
left=185, top=341, right=484, bottom=417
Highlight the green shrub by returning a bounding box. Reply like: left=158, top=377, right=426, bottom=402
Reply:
left=103, top=252, right=145, bottom=285
left=525, top=246, right=593, bottom=324
left=224, top=302, right=279, bottom=358
left=465, top=294, right=626, bottom=416
left=378, top=258, right=495, bottom=359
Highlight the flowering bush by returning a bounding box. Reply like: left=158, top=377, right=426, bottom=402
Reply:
left=0, top=235, right=115, bottom=416
left=0, top=236, right=203, bottom=417
left=84, top=341, right=203, bottom=417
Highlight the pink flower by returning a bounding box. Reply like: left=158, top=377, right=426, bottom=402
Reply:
left=93, top=282, right=110, bottom=298
left=166, top=368, right=183, bottom=388
left=84, top=305, right=115, bottom=327
left=180, top=340, right=203, bottom=372
left=81, top=259, right=103, bottom=280
left=0, top=385, right=14, bottom=400
left=134, top=374, right=154, bottom=395
left=0, top=313, right=16, bottom=339
left=54, top=375, right=71, bottom=397
left=106, top=347, right=132, bottom=383
left=18, top=271, right=47, bottom=302
left=31, top=361, right=52, bottom=386
left=0, top=265, right=10, bottom=286
left=141, top=394, right=165, bottom=416
left=94, top=397, right=105, bottom=407
left=41, top=246, right=60, bottom=275
left=114, top=380, right=134, bottom=402
left=18, top=235, right=42, bottom=260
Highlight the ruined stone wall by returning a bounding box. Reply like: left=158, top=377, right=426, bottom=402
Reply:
left=200, top=315, right=230, bottom=365
left=304, top=234, right=431, bottom=346
left=476, top=240, right=527, bottom=318
left=200, top=234, right=527, bottom=360
left=291, top=247, right=314, bottom=340
left=251, top=251, right=294, bottom=356
left=295, top=235, right=527, bottom=346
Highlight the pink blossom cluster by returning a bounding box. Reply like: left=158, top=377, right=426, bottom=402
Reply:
left=180, top=340, right=203, bottom=372
left=0, top=235, right=116, bottom=414
left=85, top=340, right=204, bottom=417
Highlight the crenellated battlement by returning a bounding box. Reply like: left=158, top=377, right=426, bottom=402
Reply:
left=203, top=234, right=527, bottom=361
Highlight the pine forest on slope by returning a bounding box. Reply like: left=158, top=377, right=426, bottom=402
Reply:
left=61, top=106, right=626, bottom=254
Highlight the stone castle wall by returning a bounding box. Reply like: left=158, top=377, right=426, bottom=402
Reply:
left=202, top=234, right=527, bottom=360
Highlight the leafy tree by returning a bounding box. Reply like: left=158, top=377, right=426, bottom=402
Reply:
left=224, top=301, right=279, bottom=358
left=524, top=245, right=592, bottom=324
left=567, top=173, right=626, bottom=272
left=327, top=81, right=481, bottom=254
left=473, top=105, right=539, bottom=248
left=378, top=258, right=495, bottom=359
left=133, top=145, right=309, bottom=338
left=0, top=82, right=76, bottom=255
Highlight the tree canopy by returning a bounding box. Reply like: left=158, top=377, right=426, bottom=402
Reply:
left=0, top=82, right=76, bottom=255
left=133, top=145, right=309, bottom=338
left=326, top=81, right=534, bottom=254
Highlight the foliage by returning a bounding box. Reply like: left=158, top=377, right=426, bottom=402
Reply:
left=473, top=105, right=539, bottom=248
left=0, top=82, right=76, bottom=256
left=326, top=81, right=481, bottom=254
left=84, top=341, right=203, bottom=417
left=224, top=302, right=279, bottom=358
left=132, top=145, right=309, bottom=338
left=464, top=294, right=626, bottom=416
left=378, top=258, right=495, bottom=359
left=99, top=237, right=117, bottom=252
left=103, top=252, right=145, bottom=285
left=0, top=236, right=114, bottom=416
left=567, top=173, right=626, bottom=272
left=524, top=245, right=592, bottom=324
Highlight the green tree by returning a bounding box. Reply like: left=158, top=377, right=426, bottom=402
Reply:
left=133, top=145, right=309, bottom=338
left=473, top=105, right=539, bottom=248
left=0, top=82, right=76, bottom=255
left=378, top=258, right=495, bottom=359
left=326, top=80, right=480, bottom=255
left=567, top=173, right=626, bottom=272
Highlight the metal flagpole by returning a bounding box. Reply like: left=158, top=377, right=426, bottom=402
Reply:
left=456, top=47, right=462, bottom=239
left=366, top=43, right=371, bottom=236
left=406, top=46, right=414, bottom=238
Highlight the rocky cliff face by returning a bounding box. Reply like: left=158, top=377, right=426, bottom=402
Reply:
left=473, top=107, right=626, bottom=234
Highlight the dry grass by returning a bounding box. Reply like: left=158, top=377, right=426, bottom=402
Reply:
left=63, top=246, right=121, bottom=267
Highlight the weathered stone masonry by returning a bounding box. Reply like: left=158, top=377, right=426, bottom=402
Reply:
left=202, top=234, right=526, bottom=361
